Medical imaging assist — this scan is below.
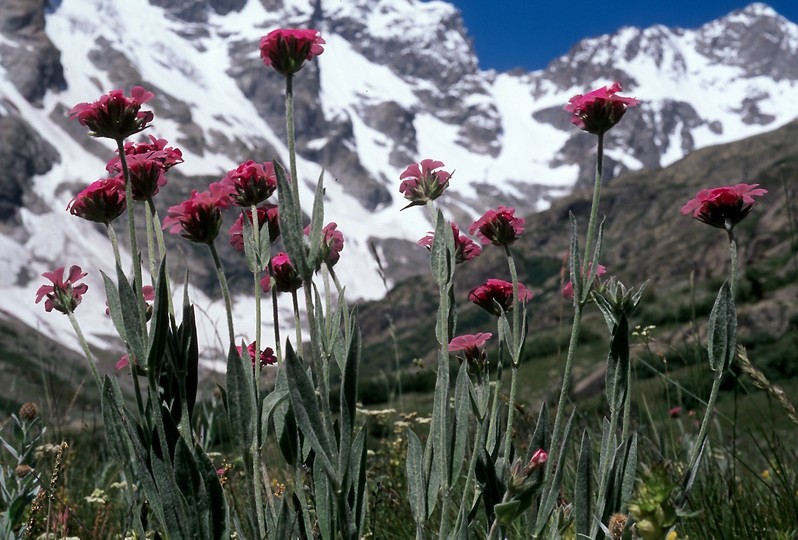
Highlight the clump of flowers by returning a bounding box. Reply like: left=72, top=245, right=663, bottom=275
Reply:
left=449, top=332, right=492, bottom=375
left=470, top=205, right=525, bottom=246
left=399, top=159, right=451, bottom=208
left=305, top=222, right=344, bottom=269
left=107, top=135, right=183, bottom=172
left=266, top=252, right=302, bottom=293
left=237, top=341, right=277, bottom=369
left=163, top=182, right=234, bottom=244
left=680, top=183, right=767, bottom=231
left=417, top=222, right=481, bottom=264
left=67, top=177, right=127, bottom=224
left=565, top=81, right=639, bottom=135
left=35, top=265, right=88, bottom=314
left=259, top=28, right=325, bottom=76
left=222, top=160, right=278, bottom=207
left=68, top=86, right=155, bottom=140
left=469, top=278, right=532, bottom=316
left=229, top=205, right=280, bottom=251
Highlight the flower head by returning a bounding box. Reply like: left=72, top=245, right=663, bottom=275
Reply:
left=113, top=153, right=168, bottom=200
left=565, top=81, right=639, bottom=135
left=260, top=28, right=325, bottom=76
left=469, top=278, right=533, bottom=317
left=67, top=177, right=127, bottom=224
left=35, top=265, right=88, bottom=314
left=417, top=222, right=481, bottom=264
left=680, top=183, right=767, bottom=231
left=229, top=205, right=280, bottom=252
left=162, top=182, right=234, bottom=243
left=470, top=206, right=525, bottom=246
left=237, top=341, right=277, bottom=370
left=508, top=448, right=548, bottom=494
left=107, top=135, right=183, bottom=172
left=222, top=160, right=278, bottom=207
left=562, top=263, right=607, bottom=301
left=304, top=222, right=344, bottom=269
left=399, top=159, right=451, bottom=208
left=269, top=252, right=303, bottom=293
left=68, top=86, right=155, bottom=140
left=449, top=332, right=492, bottom=375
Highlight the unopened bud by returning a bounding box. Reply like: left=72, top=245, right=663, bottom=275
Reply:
left=19, top=402, right=39, bottom=421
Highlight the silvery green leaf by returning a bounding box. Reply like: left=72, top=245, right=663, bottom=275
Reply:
left=707, top=281, right=737, bottom=373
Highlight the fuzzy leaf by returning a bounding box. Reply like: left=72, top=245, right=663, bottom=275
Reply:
left=574, top=430, right=593, bottom=537
left=707, top=281, right=737, bottom=373
left=450, top=362, right=471, bottom=486
left=307, top=170, right=326, bottom=272
left=406, top=428, right=426, bottom=527
left=241, top=208, right=260, bottom=273
left=116, top=265, right=146, bottom=367
left=568, top=212, right=582, bottom=303
left=225, top=344, right=256, bottom=450
left=284, top=342, right=337, bottom=482
left=605, top=314, right=630, bottom=413
left=275, top=160, right=310, bottom=280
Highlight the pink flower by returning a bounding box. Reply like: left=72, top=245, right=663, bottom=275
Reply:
left=229, top=205, right=280, bottom=252
left=35, top=265, right=88, bottom=314
left=67, top=177, right=127, bottom=224
left=162, top=181, right=234, bottom=244
left=304, top=222, right=344, bottom=269
left=113, top=153, right=168, bottom=200
left=107, top=135, right=183, bottom=173
left=469, top=278, right=533, bottom=317
left=562, top=264, right=607, bottom=301
left=680, top=183, right=767, bottom=231
left=469, top=206, right=525, bottom=246
left=399, top=159, right=451, bottom=208
left=68, top=86, right=155, bottom=140
left=237, top=341, right=277, bottom=370
left=259, top=28, right=325, bottom=76
left=669, top=406, right=682, bottom=418
left=564, top=81, right=639, bottom=135
left=268, top=252, right=302, bottom=293
left=417, top=222, right=481, bottom=264
left=222, top=160, right=278, bottom=207
left=449, top=332, right=492, bottom=374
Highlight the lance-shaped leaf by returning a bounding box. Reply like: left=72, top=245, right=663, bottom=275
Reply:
left=535, top=412, right=574, bottom=534
left=605, top=314, right=630, bottom=413
left=284, top=342, right=337, bottom=483
left=430, top=209, right=453, bottom=286
left=450, top=362, right=471, bottom=486
left=102, top=270, right=126, bottom=341
left=707, top=281, right=737, bottom=373
left=241, top=209, right=260, bottom=273
left=574, top=430, right=593, bottom=538
left=196, top=443, right=230, bottom=539
left=581, top=220, right=605, bottom=304
left=116, top=264, right=146, bottom=367
left=173, top=437, right=210, bottom=537
left=314, top=458, right=333, bottom=540
left=339, top=312, right=361, bottom=482
left=349, top=425, right=368, bottom=536
left=146, top=258, right=170, bottom=374
left=275, top=160, right=310, bottom=280
left=307, top=170, right=326, bottom=272
left=406, top=428, right=426, bottom=528
left=225, top=344, right=256, bottom=450
left=568, top=212, right=582, bottom=303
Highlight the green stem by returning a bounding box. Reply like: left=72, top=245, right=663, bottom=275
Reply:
left=582, top=132, right=604, bottom=275
left=502, top=245, right=522, bottom=460
left=208, top=242, right=235, bottom=346
left=285, top=74, right=300, bottom=206
left=115, top=139, right=147, bottom=335
left=727, top=228, right=738, bottom=298
left=144, top=198, right=157, bottom=283
left=546, top=131, right=604, bottom=483
left=105, top=222, right=123, bottom=270
left=329, top=266, right=351, bottom=347
left=147, top=197, right=174, bottom=317
left=67, top=312, right=102, bottom=391
left=249, top=205, right=267, bottom=540
left=291, top=290, right=303, bottom=354
left=545, top=303, right=583, bottom=483
left=272, top=285, right=283, bottom=366
left=684, top=372, right=723, bottom=485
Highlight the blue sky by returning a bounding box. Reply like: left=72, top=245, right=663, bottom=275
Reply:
left=444, top=1, right=798, bottom=71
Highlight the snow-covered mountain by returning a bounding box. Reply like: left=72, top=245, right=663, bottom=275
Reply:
left=1, top=0, right=797, bottom=363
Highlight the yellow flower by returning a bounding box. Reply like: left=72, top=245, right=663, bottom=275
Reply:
left=761, top=469, right=771, bottom=480
left=666, top=531, right=679, bottom=540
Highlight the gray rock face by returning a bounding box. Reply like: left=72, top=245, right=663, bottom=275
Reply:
left=0, top=0, right=65, bottom=104
left=695, top=4, right=798, bottom=81
left=147, top=0, right=247, bottom=22
left=0, top=114, right=59, bottom=220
